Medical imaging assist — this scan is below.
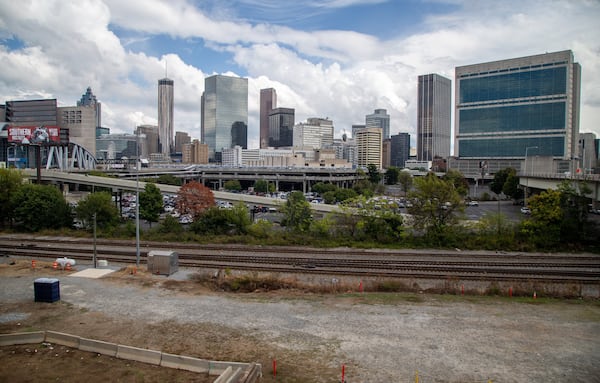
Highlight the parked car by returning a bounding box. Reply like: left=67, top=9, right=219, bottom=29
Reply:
left=520, top=207, right=531, bottom=215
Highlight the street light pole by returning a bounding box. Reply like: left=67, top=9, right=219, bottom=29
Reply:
left=93, top=213, right=97, bottom=268
left=135, top=129, right=140, bottom=268
left=524, top=146, right=538, bottom=207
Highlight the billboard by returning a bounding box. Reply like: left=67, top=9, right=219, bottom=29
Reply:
left=7, top=125, right=60, bottom=144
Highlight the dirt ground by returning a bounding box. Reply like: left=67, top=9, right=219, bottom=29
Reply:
left=1, top=259, right=599, bottom=383
left=0, top=260, right=342, bottom=383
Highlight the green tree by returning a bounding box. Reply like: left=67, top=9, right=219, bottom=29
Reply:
left=335, top=188, right=358, bottom=203
left=191, top=207, right=234, bottom=235
left=139, top=182, right=163, bottom=227
left=280, top=191, right=313, bottom=232
left=397, top=171, right=413, bottom=197
left=76, top=191, right=120, bottom=229
left=323, top=191, right=336, bottom=204
left=356, top=198, right=404, bottom=243
left=224, top=180, right=242, bottom=192
left=253, top=179, right=274, bottom=194
left=0, top=168, right=24, bottom=228
left=11, top=183, right=72, bottom=232
left=367, top=164, right=381, bottom=184
left=385, top=167, right=400, bottom=185
left=229, top=201, right=252, bottom=234
left=503, top=172, right=523, bottom=200
left=157, top=215, right=183, bottom=235
left=490, top=168, right=514, bottom=195
left=557, top=180, right=592, bottom=243
left=353, top=179, right=374, bottom=198
left=156, top=174, right=182, bottom=186
left=407, top=173, right=464, bottom=241
left=443, top=169, right=469, bottom=197
left=312, top=182, right=337, bottom=195
left=520, top=189, right=563, bottom=248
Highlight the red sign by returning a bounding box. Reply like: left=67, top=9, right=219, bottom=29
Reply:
left=7, top=125, right=60, bottom=144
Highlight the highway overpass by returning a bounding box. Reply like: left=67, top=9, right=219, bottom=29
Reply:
left=22, top=169, right=341, bottom=214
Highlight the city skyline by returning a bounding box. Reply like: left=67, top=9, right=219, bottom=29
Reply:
left=0, top=1, right=598, bottom=151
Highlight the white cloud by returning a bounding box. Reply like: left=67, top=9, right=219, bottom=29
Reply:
left=0, top=0, right=598, bottom=151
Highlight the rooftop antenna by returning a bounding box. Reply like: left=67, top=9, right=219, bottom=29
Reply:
left=165, top=60, right=168, bottom=78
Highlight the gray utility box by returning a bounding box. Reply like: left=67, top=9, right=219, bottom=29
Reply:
left=147, top=250, right=179, bottom=276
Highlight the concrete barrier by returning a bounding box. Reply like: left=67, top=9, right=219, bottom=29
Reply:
left=45, top=331, right=80, bottom=348
left=213, top=366, right=233, bottom=383
left=117, top=344, right=162, bottom=365
left=79, top=337, right=118, bottom=357
left=209, top=361, right=252, bottom=376
left=160, top=352, right=210, bottom=373
left=238, top=363, right=262, bottom=383
left=0, top=331, right=45, bottom=346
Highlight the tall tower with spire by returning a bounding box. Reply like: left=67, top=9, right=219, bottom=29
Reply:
left=158, top=77, right=174, bottom=157
left=77, top=86, right=101, bottom=128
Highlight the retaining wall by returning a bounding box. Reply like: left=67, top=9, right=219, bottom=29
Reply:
left=0, top=331, right=261, bottom=383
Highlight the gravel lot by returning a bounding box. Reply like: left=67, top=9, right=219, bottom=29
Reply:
left=1, top=265, right=599, bottom=382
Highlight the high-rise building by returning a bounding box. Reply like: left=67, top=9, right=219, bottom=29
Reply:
left=382, top=139, right=391, bottom=168
left=182, top=139, right=209, bottom=164
left=391, top=133, right=411, bottom=168
left=136, top=125, right=159, bottom=157
left=57, top=106, right=96, bottom=155
left=174, top=131, right=191, bottom=153
left=578, top=132, right=597, bottom=175
left=366, top=109, right=390, bottom=139
left=352, top=124, right=366, bottom=139
left=77, top=86, right=101, bottom=129
left=293, top=118, right=334, bottom=149
left=201, top=74, right=248, bottom=161
left=260, top=88, right=277, bottom=148
left=356, top=127, right=383, bottom=169
left=158, top=78, right=174, bottom=156
left=5, top=99, right=58, bottom=127
left=268, top=107, right=295, bottom=147
left=417, top=74, right=451, bottom=162
left=455, top=50, right=581, bottom=160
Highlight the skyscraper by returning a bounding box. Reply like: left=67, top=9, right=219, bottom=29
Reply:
left=356, top=127, right=383, bottom=169
left=366, top=109, right=390, bottom=139
left=455, top=50, right=581, bottom=160
left=78, top=86, right=101, bottom=129
left=391, top=133, right=411, bottom=168
left=201, top=74, right=248, bottom=162
left=268, top=107, right=295, bottom=147
left=260, top=88, right=277, bottom=148
left=158, top=78, right=174, bottom=156
left=417, top=74, right=451, bottom=162
left=293, top=118, right=334, bottom=149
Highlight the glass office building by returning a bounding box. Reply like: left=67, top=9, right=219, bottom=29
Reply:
left=391, top=132, right=411, bottom=168
left=455, top=50, right=581, bottom=159
left=417, top=74, right=451, bottom=162
left=268, top=107, right=295, bottom=147
left=366, top=109, right=390, bottom=140
left=201, top=75, right=248, bottom=161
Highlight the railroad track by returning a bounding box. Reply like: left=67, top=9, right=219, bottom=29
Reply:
left=1, top=235, right=599, bottom=283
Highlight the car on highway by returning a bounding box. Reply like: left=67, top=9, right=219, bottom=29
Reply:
left=520, top=206, right=531, bottom=215
left=467, top=200, right=479, bottom=206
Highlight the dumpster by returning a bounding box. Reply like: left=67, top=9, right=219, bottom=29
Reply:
left=34, top=278, right=60, bottom=302
left=147, top=250, right=178, bottom=276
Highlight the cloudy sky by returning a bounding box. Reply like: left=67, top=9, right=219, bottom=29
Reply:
left=1, top=0, right=599, bottom=151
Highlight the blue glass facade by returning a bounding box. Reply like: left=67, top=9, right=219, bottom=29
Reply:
left=459, top=137, right=564, bottom=158
left=459, top=102, right=566, bottom=134
left=455, top=50, right=580, bottom=160
left=459, top=67, right=566, bottom=103
left=202, top=75, right=248, bottom=161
